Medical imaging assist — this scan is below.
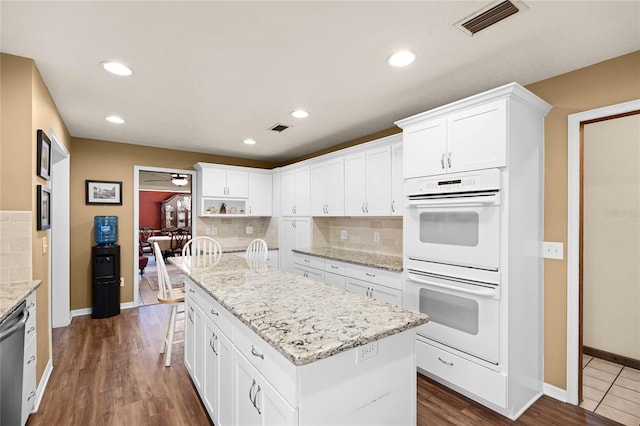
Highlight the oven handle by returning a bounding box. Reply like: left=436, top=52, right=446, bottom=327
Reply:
left=407, top=273, right=498, bottom=298
left=407, top=193, right=499, bottom=207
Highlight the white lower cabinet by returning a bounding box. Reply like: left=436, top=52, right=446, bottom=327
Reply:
left=22, top=292, right=37, bottom=425
left=203, top=315, right=233, bottom=426
left=233, top=349, right=297, bottom=426
left=345, top=277, right=402, bottom=305
left=324, top=272, right=346, bottom=289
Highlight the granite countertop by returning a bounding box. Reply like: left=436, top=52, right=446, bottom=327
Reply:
left=221, top=245, right=278, bottom=254
left=171, top=256, right=427, bottom=366
left=292, top=247, right=403, bottom=272
left=0, top=280, right=42, bottom=322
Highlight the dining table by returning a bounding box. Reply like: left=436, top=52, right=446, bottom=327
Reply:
left=147, top=235, right=172, bottom=254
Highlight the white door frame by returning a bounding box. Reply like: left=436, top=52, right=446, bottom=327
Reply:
left=49, top=129, right=71, bottom=329
left=132, top=165, right=196, bottom=306
left=566, top=99, right=640, bottom=404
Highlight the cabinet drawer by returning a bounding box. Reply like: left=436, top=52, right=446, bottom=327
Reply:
left=22, top=335, right=37, bottom=423
left=232, top=322, right=297, bottom=407
left=324, top=272, right=346, bottom=290
left=292, top=253, right=324, bottom=271
left=345, top=264, right=402, bottom=291
left=324, top=259, right=346, bottom=275
left=293, top=266, right=325, bottom=283
left=187, top=280, right=233, bottom=339
left=416, top=339, right=506, bottom=408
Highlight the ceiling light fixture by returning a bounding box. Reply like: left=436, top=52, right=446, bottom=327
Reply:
left=105, top=115, right=125, bottom=124
left=387, top=50, right=416, bottom=67
left=243, top=138, right=256, bottom=145
left=101, top=61, right=133, bottom=76
left=171, top=174, right=189, bottom=186
left=291, top=110, right=309, bottom=119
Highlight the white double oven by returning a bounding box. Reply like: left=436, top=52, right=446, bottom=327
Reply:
left=405, top=168, right=502, bottom=369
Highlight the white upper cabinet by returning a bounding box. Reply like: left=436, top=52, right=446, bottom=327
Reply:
left=310, top=158, right=344, bottom=216
left=281, top=166, right=310, bottom=216
left=344, top=146, right=392, bottom=216
left=200, top=165, right=249, bottom=198
left=247, top=172, right=272, bottom=216
left=390, top=142, right=404, bottom=216
left=399, top=99, right=507, bottom=178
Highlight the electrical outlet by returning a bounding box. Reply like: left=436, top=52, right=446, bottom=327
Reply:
left=246, top=226, right=253, bottom=234
left=211, top=227, right=217, bottom=235
left=120, top=277, right=124, bottom=287
left=356, top=342, right=378, bottom=363
left=373, top=232, right=380, bottom=243
left=543, top=241, right=564, bottom=260
left=340, top=230, right=347, bottom=240
left=205, top=226, right=211, bottom=235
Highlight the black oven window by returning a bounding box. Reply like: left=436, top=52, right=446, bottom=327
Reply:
left=419, top=212, right=479, bottom=247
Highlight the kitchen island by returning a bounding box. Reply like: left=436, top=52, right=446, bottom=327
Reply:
left=171, top=255, right=428, bottom=425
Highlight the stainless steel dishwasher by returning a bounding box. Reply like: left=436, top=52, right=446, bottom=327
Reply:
left=0, top=301, right=28, bottom=426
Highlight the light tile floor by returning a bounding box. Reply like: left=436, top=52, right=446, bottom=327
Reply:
left=138, top=255, right=159, bottom=306
left=581, top=355, right=640, bottom=425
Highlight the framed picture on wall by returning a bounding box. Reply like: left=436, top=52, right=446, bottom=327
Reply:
left=86, top=180, right=122, bottom=205
left=37, top=129, right=52, bottom=180
left=37, top=185, right=51, bottom=230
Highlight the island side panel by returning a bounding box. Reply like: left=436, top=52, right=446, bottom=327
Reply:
left=298, top=329, right=417, bottom=426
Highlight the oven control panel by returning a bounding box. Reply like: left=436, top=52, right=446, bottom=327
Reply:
left=406, top=168, right=501, bottom=195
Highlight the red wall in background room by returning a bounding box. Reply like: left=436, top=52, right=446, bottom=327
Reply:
left=139, top=191, right=184, bottom=229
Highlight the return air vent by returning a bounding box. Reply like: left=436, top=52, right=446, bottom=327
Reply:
left=270, top=123, right=290, bottom=132
left=455, top=0, right=528, bottom=36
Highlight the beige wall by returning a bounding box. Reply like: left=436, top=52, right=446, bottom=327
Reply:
left=583, top=114, right=640, bottom=360
left=69, top=138, right=276, bottom=310
left=0, top=53, right=72, bottom=384
left=526, top=50, right=640, bottom=389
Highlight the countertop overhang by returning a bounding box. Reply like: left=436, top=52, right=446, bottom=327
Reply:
left=171, top=255, right=426, bottom=366
left=0, top=280, right=42, bottom=322
left=292, top=247, right=403, bottom=272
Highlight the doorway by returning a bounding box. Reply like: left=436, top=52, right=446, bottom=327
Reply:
left=567, top=100, right=640, bottom=407
left=133, top=166, right=196, bottom=307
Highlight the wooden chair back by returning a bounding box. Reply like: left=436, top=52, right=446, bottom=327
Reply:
left=170, top=228, right=190, bottom=255
left=246, top=238, right=268, bottom=262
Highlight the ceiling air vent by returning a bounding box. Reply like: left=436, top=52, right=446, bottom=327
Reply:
left=270, top=123, right=290, bottom=132
left=455, top=0, right=528, bottom=36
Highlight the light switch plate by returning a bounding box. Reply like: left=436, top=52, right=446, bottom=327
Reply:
left=543, top=241, right=564, bottom=260
left=373, top=232, right=380, bottom=243
left=340, top=230, right=347, bottom=240
left=246, top=226, right=253, bottom=234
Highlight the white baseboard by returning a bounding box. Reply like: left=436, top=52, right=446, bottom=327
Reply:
left=71, top=301, right=138, bottom=318
left=33, top=359, right=53, bottom=413
left=543, top=382, right=567, bottom=402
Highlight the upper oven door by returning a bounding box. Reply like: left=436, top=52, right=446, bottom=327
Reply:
left=406, top=193, right=500, bottom=273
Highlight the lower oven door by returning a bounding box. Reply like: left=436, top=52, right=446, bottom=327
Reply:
left=407, top=270, right=500, bottom=366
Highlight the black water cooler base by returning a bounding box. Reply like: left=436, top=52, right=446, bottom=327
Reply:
left=92, top=280, right=120, bottom=319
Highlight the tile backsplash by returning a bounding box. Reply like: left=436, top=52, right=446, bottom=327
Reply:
left=0, top=211, right=32, bottom=282
left=313, top=217, right=402, bottom=256
left=196, top=216, right=278, bottom=249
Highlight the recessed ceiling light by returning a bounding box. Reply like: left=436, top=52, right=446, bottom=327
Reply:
left=101, top=61, right=133, bottom=76
left=291, top=110, right=309, bottom=119
left=105, top=115, right=125, bottom=124
left=387, top=50, right=416, bottom=67
left=243, top=138, right=256, bottom=145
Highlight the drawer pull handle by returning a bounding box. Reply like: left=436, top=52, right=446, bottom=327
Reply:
left=27, top=326, right=35, bottom=334
left=27, top=355, right=36, bottom=364
left=331, top=265, right=339, bottom=269
left=365, top=272, right=375, bottom=277
left=249, top=379, right=256, bottom=406
left=27, top=391, right=36, bottom=401
left=188, top=288, right=196, bottom=293
left=250, top=345, right=264, bottom=360
left=28, top=302, right=35, bottom=308
left=210, top=308, right=219, bottom=316
left=304, top=259, right=310, bottom=263
left=438, top=357, right=454, bottom=367
left=209, top=333, right=218, bottom=355
left=254, top=384, right=262, bottom=415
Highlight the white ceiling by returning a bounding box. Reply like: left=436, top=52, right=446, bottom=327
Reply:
left=2, top=1, right=639, bottom=163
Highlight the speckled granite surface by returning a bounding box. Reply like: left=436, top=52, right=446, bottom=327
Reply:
left=221, top=246, right=278, bottom=254
left=292, top=247, right=403, bottom=272
left=171, top=256, right=427, bottom=366
left=0, top=280, right=41, bottom=322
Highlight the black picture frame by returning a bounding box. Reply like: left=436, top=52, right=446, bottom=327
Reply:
left=37, top=129, right=52, bottom=181
left=37, top=185, right=51, bottom=230
left=85, top=180, right=123, bottom=205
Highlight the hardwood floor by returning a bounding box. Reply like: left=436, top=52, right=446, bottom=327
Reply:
left=29, top=305, right=619, bottom=426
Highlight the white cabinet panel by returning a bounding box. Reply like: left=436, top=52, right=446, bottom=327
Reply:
left=403, top=118, right=447, bottom=178
left=203, top=316, right=233, bottom=426
left=346, top=277, right=402, bottom=306
left=280, top=218, right=311, bottom=273
left=248, top=172, right=273, bottom=216
left=310, top=158, right=344, bottom=216
left=281, top=167, right=310, bottom=216
left=225, top=170, right=249, bottom=198
left=202, top=167, right=228, bottom=197
left=344, top=147, right=391, bottom=216
left=390, top=142, right=404, bottom=216
left=324, top=271, right=346, bottom=289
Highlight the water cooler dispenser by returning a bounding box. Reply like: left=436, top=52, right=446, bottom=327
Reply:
left=92, top=216, right=120, bottom=319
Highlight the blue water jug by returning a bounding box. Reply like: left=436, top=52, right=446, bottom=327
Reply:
left=94, top=216, right=118, bottom=245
